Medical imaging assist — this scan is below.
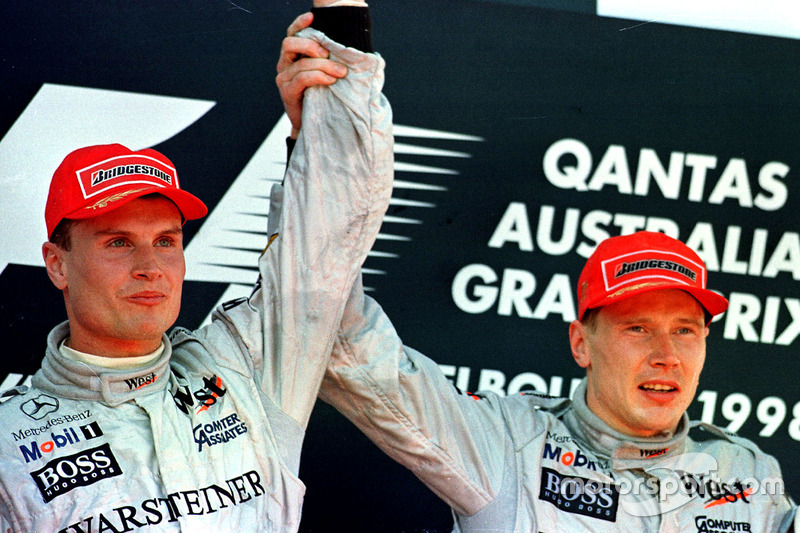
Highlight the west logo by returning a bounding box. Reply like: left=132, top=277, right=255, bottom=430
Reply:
left=171, top=371, right=227, bottom=415
left=194, top=376, right=226, bottom=413
left=640, top=448, right=668, bottom=459
left=678, top=471, right=753, bottom=509
left=30, top=443, right=122, bottom=502
left=538, top=467, right=619, bottom=522
left=19, top=421, right=103, bottom=463
left=124, top=373, right=157, bottom=391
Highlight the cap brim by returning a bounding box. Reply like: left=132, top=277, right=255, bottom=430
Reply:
left=65, top=185, right=208, bottom=222
left=588, top=281, right=729, bottom=318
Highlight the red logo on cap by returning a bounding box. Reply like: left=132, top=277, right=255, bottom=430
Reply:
left=75, top=154, right=177, bottom=200
left=601, top=249, right=705, bottom=294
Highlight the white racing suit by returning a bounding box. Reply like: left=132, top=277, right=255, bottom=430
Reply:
left=0, top=28, right=392, bottom=532
left=321, top=279, right=796, bottom=532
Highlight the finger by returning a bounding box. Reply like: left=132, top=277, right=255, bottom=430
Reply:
left=277, top=68, right=340, bottom=134
left=276, top=62, right=347, bottom=98
left=277, top=36, right=331, bottom=73
left=279, top=57, right=347, bottom=83
left=279, top=70, right=340, bottom=103
left=286, top=12, right=313, bottom=37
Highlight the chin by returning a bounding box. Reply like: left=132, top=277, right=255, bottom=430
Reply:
left=640, top=415, right=681, bottom=436
left=125, top=320, right=171, bottom=341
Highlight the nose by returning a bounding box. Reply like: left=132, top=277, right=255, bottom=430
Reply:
left=131, top=246, right=163, bottom=281
left=649, top=332, right=680, bottom=369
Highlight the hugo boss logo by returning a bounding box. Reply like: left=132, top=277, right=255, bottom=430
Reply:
left=538, top=467, right=619, bottom=522
left=30, top=442, right=122, bottom=502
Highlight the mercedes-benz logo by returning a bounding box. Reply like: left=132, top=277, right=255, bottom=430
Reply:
left=20, top=394, right=59, bottom=420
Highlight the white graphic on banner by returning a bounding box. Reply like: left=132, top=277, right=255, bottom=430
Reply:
left=184, top=119, right=485, bottom=323
left=0, top=84, right=215, bottom=275
left=0, top=81, right=484, bottom=325
left=598, top=0, right=800, bottom=40
left=0, top=82, right=484, bottom=379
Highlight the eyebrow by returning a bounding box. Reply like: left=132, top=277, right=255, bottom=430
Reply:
left=617, top=316, right=704, bottom=326
left=93, top=227, right=183, bottom=237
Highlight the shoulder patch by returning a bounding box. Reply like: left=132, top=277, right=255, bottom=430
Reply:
left=519, top=391, right=572, bottom=416
left=168, top=326, right=194, bottom=343
left=689, top=421, right=765, bottom=455
left=0, top=385, right=28, bottom=403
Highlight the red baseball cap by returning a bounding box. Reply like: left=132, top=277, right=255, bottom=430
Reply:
left=45, top=143, right=208, bottom=239
left=576, top=231, right=728, bottom=321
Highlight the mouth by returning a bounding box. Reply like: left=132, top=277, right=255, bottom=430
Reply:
left=127, top=291, right=167, bottom=305
left=638, top=381, right=680, bottom=402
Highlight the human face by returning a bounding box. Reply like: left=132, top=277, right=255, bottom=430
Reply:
left=42, top=197, right=185, bottom=357
left=569, top=289, right=708, bottom=438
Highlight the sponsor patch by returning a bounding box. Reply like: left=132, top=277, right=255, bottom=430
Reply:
left=20, top=394, right=59, bottom=420
left=18, top=421, right=103, bottom=463
left=678, top=471, right=753, bottom=509
left=57, top=470, right=265, bottom=531
left=170, top=372, right=227, bottom=416
left=125, top=372, right=157, bottom=391
left=75, top=154, right=176, bottom=200
left=542, top=443, right=608, bottom=471
left=30, top=442, right=122, bottom=502
left=640, top=447, right=668, bottom=459
left=13, top=409, right=93, bottom=441
left=193, top=412, right=247, bottom=453
left=538, top=467, right=619, bottom=522
left=600, top=249, right=705, bottom=295
left=694, top=515, right=752, bottom=532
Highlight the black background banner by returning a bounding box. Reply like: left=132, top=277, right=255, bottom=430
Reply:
left=1, top=1, right=798, bottom=530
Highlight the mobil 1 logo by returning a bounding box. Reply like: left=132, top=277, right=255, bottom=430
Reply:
left=30, top=443, right=122, bottom=502
left=539, top=467, right=619, bottom=522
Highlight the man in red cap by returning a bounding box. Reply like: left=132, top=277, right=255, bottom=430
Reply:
left=319, top=225, right=797, bottom=530
left=0, top=1, right=390, bottom=531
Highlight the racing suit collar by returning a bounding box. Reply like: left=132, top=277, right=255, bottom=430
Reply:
left=564, top=378, right=689, bottom=469
left=32, top=321, right=171, bottom=407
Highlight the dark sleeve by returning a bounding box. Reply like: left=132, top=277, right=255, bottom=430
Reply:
left=286, top=136, right=297, bottom=166
left=286, top=5, right=371, bottom=169
left=311, top=6, right=373, bottom=53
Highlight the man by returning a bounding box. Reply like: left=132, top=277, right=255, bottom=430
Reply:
left=318, top=228, right=797, bottom=530
left=0, top=2, right=390, bottom=531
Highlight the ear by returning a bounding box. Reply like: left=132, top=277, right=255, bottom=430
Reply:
left=569, top=320, right=591, bottom=369
left=42, top=242, right=68, bottom=290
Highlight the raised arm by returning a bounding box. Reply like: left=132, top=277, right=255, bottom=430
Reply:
left=197, top=3, right=392, bottom=430
left=320, top=275, right=516, bottom=518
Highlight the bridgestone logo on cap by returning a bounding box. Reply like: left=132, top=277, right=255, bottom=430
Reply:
left=91, top=164, right=172, bottom=187
left=614, top=259, right=696, bottom=282
left=601, top=249, right=705, bottom=293
left=75, top=154, right=178, bottom=200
